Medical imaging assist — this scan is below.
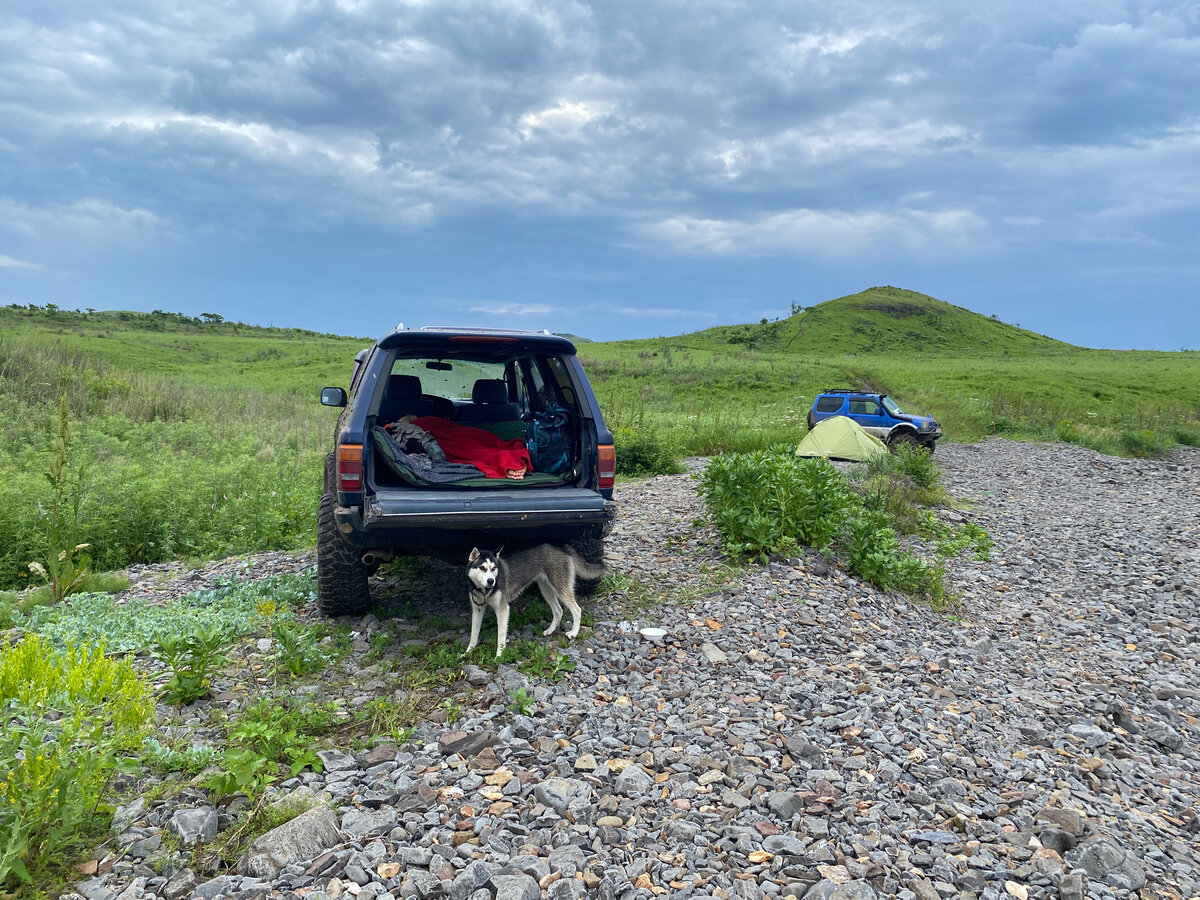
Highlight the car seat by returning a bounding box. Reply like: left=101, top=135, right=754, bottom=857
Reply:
left=378, top=374, right=432, bottom=423
left=460, top=378, right=521, bottom=424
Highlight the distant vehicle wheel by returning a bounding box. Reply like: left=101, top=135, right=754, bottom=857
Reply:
left=924, top=440, right=937, bottom=454
left=317, top=493, right=371, bottom=616
left=888, top=432, right=920, bottom=453
left=806, top=412, right=815, bottom=431
left=569, top=536, right=606, bottom=596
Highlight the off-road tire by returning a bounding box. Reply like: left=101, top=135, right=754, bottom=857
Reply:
left=888, top=432, right=920, bottom=453
left=317, top=492, right=371, bottom=616
left=569, top=536, right=606, bottom=596
left=923, top=440, right=937, bottom=455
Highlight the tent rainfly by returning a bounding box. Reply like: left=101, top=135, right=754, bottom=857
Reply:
left=795, top=415, right=888, bottom=462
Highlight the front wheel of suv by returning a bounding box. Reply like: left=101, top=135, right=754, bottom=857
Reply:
left=887, top=432, right=920, bottom=453
left=317, top=493, right=371, bottom=616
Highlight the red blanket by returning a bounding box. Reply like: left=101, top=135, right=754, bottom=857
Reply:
left=413, top=417, right=531, bottom=479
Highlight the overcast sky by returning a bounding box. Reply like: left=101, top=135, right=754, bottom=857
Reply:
left=1, top=1, right=1197, bottom=349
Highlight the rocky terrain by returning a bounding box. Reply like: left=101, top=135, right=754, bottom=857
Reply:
left=71, top=439, right=1198, bottom=900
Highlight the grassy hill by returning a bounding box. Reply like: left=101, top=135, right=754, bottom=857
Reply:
left=579, top=286, right=1199, bottom=458
left=1, top=294, right=1197, bottom=591
left=690, top=286, right=1072, bottom=355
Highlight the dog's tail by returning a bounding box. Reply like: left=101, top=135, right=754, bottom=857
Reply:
left=568, top=547, right=606, bottom=582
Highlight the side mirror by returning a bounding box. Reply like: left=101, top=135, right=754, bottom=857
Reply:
left=321, top=386, right=347, bottom=408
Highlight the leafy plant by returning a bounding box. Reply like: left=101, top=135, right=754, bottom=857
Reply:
left=25, top=573, right=315, bottom=653
left=0, top=635, right=152, bottom=891
left=839, top=508, right=903, bottom=590
left=142, top=739, right=221, bottom=776
left=438, top=699, right=463, bottom=723
left=153, top=623, right=231, bottom=705
left=203, top=748, right=275, bottom=800
left=508, top=686, right=536, bottom=716
left=698, top=450, right=854, bottom=562
left=225, top=698, right=331, bottom=779
left=272, top=621, right=327, bottom=678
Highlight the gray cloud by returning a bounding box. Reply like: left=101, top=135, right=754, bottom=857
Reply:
left=0, top=0, right=1195, bottom=346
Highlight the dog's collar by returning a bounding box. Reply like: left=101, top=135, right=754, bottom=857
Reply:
left=469, top=585, right=497, bottom=606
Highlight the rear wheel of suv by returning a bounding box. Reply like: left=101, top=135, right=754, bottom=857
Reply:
left=569, top=536, right=606, bottom=596
left=317, top=492, right=371, bottom=616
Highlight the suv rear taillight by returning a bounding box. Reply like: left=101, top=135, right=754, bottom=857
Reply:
left=337, top=444, right=363, bottom=492
left=597, top=443, right=615, bottom=491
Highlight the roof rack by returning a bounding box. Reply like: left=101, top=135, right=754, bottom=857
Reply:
left=417, top=325, right=554, bottom=337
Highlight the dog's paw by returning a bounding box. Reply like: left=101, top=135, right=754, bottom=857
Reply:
left=566, top=628, right=580, bottom=639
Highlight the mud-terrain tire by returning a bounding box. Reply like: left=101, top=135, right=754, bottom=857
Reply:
left=888, top=432, right=920, bottom=453
left=569, top=536, right=607, bottom=596
left=317, top=492, right=371, bottom=616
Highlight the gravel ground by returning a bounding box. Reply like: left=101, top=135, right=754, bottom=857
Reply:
left=71, top=439, right=1199, bottom=900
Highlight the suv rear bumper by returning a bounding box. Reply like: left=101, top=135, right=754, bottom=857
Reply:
left=334, top=487, right=617, bottom=549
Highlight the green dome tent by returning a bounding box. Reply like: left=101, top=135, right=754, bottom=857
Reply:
left=796, top=415, right=888, bottom=462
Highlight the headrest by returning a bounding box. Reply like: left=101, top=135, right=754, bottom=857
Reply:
left=386, top=373, right=423, bottom=401
left=472, top=379, right=509, bottom=405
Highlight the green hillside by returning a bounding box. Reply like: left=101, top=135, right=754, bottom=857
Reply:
left=673, top=286, right=1072, bottom=355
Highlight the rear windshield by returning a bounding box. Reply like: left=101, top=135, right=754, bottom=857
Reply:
left=391, top=358, right=505, bottom=401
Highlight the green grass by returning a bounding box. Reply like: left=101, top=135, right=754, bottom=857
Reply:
left=582, top=287, right=1200, bottom=459
left=0, top=290, right=1197, bottom=589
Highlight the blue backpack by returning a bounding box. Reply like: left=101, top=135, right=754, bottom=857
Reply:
left=527, top=403, right=573, bottom=474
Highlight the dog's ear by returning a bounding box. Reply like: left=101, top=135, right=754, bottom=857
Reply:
left=469, top=547, right=480, bottom=563
left=495, top=545, right=504, bottom=558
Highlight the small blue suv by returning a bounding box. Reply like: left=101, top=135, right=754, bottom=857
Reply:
left=807, top=389, right=942, bottom=452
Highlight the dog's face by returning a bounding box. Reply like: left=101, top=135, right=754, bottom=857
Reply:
left=467, top=547, right=499, bottom=593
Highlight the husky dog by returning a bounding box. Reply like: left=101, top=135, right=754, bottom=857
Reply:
left=466, top=545, right=604, bottom=657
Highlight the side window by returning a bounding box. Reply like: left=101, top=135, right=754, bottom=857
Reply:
left=816, top=396, right=842, bottom=413
left=520, top=357, right=550, bottom=412
left=543, top=357, right=577, bottom=408
left=849, top=398, right=874, bottom=416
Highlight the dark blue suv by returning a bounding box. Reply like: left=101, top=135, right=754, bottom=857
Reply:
left=807, top=389, right=942, bottom=452
left=317, top=326, right=617, bottom=615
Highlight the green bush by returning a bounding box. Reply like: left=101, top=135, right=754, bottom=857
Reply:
left=698, top=447, right=983, bottom=603
left=1120, top=428, right=1167, bottom=458
left=614, top=428, right=685, bottom=477
left=699, top=450, right=857, bottom=562
left=0, top=635, right=152, bottom=889
left=839, top=508, right=904, bottom=589
left=1173, top=425, right=1200, bottom=447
